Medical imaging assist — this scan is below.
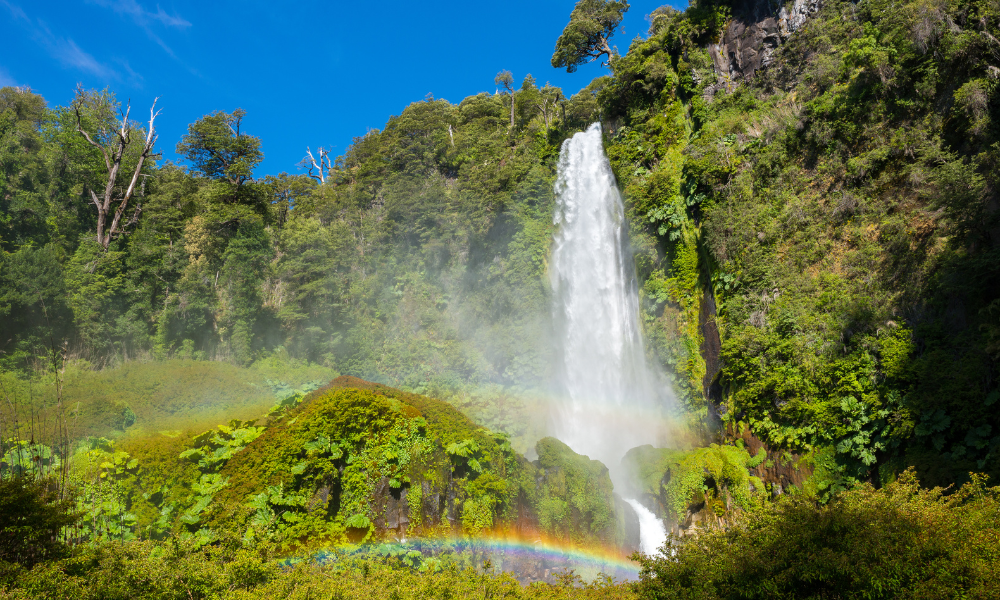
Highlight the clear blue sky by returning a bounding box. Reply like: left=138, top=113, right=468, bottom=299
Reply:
left=1, top=0, right=681, bottom=177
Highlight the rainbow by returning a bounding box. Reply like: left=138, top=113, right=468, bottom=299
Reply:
left=306, top=535, right=643, bottom=584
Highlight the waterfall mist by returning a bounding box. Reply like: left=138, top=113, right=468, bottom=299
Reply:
left=549, top=123, right=673, bottom=492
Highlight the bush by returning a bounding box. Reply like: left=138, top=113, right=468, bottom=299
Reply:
left=0, top=477, right=77, bottom=572
left=633, top=469, right=1000, bottom=599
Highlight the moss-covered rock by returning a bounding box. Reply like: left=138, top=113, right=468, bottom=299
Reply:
left=622, top=443, right=766, bottom=533
left=518, top=437, right=640, bottom=553
left=65, top=377, right=641, bottom=555
left=196, top=376, right=524, bottom=549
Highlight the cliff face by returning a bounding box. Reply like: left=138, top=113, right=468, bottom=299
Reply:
left=707, top=0, right=821, bottom=88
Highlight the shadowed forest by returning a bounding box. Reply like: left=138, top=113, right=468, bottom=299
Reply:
left=3, top=0, right=1000, bottom=597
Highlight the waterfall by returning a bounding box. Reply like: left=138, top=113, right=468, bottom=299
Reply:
left=624, top=498, right=668, bottom=556
left=550, top=122, right=668, bottom=555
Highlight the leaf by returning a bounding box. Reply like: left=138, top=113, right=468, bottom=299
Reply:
left=344, top=514, right=371, bottom=529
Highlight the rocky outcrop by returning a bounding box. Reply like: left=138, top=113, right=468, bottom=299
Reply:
left=732, top=426, right=812, bottom=497
left=707, top=0, right=822, bottom=89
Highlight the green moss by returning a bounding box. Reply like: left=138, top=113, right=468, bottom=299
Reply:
left=531, top=437, right=616, bottom=543
left=623, top=443, right=764, bottom=520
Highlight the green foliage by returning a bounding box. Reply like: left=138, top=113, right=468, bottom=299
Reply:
left=176, top=109, right=262, bottom=190
left=0, top=69, right=575, bottom=404
left=1, top=536, right=636, bottom=599
left=633, top=470, right=1000, bottom=599
left=551, top=0, right=630, bottom=72
left=594, top=0, right=1000, bottom=491
left=179, top=421, right=265, bottom=472
left=531, top=437, right=616, bottom=542
left=622, top=444, right=764, bottom=520
left=68, top=446, right=140, bottom=542
left=0, top=477, right=77, bottom=572
left=1, top=440, right=61, bottom=479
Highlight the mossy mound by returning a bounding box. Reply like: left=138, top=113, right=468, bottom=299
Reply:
left=60, top=376, right=636, bottom=555
left=314, top=376, right=484, bottom=447
left=190, top=378, right=524, bottom=549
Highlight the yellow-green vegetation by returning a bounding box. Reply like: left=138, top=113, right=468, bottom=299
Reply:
left=623, top=444, right=765, bottom=520
left=43, top=376, right=631, bottom=555
left=0, top=357, right=334, bottom=441
left=1, top=538, right=636, bottom=600
left=633, top=470, right=1000, bottom=599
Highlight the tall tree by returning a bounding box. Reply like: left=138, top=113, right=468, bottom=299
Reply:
left=495, top=70, right=515, bottom=129
left=536, top=84, right=563, bottom=138
left=0, top=87, right=49, bottom=250
left=73, top=88, right=161, bottom=249
left=551, top=0, right=629, bottom=73
left=176, top=109, right=262, bottom=191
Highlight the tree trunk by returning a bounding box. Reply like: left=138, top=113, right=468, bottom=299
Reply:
left=600, top=36, right=613, bottom=66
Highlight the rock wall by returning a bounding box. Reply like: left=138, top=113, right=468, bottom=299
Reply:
left=708, top=0, right=822, bottom=89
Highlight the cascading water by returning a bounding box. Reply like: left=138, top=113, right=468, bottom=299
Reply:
left=550, top=122, right=669, bottom=555
left=624, top=498, right=668, bottom=556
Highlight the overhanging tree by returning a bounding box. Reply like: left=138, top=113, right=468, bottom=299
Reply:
left=551, top=0, right=629, bottom=73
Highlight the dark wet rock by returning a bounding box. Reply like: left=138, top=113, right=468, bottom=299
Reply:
left=706, top=0, right=822, bottom=93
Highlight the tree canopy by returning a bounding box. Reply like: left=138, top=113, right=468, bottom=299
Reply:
left=551, top=0, right=630, bottom=73
left=176, top=109, right=262, bottom=189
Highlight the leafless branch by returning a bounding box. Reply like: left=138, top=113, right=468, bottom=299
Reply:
left=305, top=146, right=332, bottom=183
left=76, top=95, right=161, bottom=249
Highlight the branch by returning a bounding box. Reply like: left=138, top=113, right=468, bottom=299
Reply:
left=109, top=98, right=160, bottom=246
left=122, top=98, right=161, bottom=203
left=75, top=107, right=112, bottom=173
left=305, top=146, right=326, bottom=183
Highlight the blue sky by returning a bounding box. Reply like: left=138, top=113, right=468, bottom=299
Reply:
left=1, top=0, right=681, bottom=177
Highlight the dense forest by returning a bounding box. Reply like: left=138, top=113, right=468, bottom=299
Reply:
left=3, top=0, right=1000, bottom=596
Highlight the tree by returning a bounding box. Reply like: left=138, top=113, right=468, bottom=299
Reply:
left=551, top=0, right=629, bottom=73
left=495, top=70, right=515, bottom=129
left=0, top=477, right=77, bottom=569
left=73, top=87, right=161, bottom=249
left=264, top=173, right=315, bottom=228
left=536, top=84, right=563, bottom=138
left=0, top=86, right=49, bottom=250
left=176, top=109, right=262, bottom=190
left=303, top=146, right=333, bottom=183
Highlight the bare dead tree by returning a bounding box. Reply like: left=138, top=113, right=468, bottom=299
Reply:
left=304, top=146, right=333, bottom=183
left=75, top=96, right=161, bottom=249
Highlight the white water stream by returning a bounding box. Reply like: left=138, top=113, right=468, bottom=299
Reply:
left=624, top=498, right=668, bottom=556
left=550, top=123, right=668, bottom=555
